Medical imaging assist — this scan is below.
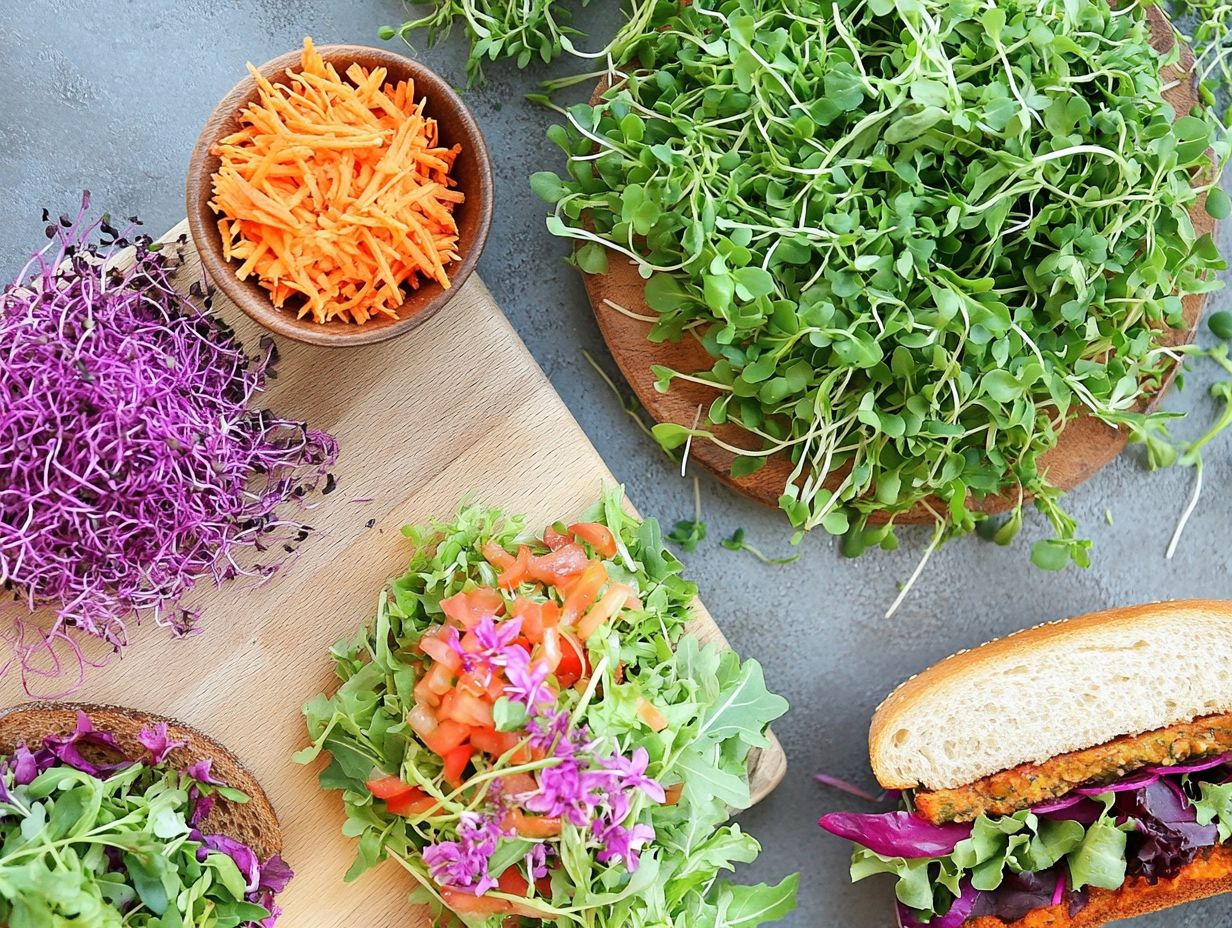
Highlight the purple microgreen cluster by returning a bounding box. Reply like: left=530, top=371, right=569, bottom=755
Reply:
left=0, top=195, right=338, bottom=693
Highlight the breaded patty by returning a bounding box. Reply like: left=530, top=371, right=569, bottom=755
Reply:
left=914, top=712, right=1232, bottom=824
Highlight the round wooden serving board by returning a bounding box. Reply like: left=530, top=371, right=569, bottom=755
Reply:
left=585, top=7, right=1211, bottom=522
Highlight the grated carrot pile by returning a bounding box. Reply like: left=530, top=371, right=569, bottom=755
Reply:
left=209, top=38, right=464, bottom=325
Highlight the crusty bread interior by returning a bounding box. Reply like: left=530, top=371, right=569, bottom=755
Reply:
left=870, top=600, right=1232, bottom=790
left=0, top=702, right=282, bottom=859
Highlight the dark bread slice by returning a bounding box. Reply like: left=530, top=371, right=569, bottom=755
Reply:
left=967, top=846, right=1232, bottom=928
left=0, top=702, right=282, bottom=860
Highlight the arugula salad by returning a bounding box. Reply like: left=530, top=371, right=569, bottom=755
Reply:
left=297, top=488, right=796, bottom=926
left=0, top=713, right=290, bottom=927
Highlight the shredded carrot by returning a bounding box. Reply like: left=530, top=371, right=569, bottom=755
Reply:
left=209, top=38, right=464, bottom=325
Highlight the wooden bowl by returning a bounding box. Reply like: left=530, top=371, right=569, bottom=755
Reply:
left=586, top=6, right=1210, bottom=522
left=187, top=44, right=493, bottom=347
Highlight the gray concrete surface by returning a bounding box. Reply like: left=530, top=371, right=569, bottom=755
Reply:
left=4, top=2, right=1232, bottom=925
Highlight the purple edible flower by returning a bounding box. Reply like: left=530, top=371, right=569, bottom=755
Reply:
left=138, top=722, right=187, bottom=765
left=594, top=821, right=655, bottom=872
left=256, top=854, right=295, bottom=895
left=423, top=810, right=506, bottom=894
left=188, top=785, right=216, bottom=827
left=526, top=843, right=549, bottom=881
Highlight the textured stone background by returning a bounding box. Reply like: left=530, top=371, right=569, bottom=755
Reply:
left=3, top=2, right=1232, bottom=925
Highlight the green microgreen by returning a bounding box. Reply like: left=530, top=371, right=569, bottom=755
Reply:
left=535, top=0, right=1230, bottom=573
left=719, top=528, right=801, bottom=566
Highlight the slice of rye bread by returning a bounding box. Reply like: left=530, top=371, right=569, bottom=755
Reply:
left=967, top=845, right=1232, bottom=928
left=0, top=702, right=281, bottom=860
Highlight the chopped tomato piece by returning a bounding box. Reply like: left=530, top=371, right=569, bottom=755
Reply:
left=637, top=698, right=669, bottom=732
left=569, top=522, right=618, bottom=558
left=457, top=669, right=490, bottom=699
left=543, top=524, right=570, bottom=551
left=663, top=783, right=683, bottom=806
left=497, top=545, right=531, bottom=589
left=512, top=598, right=559, bottom=644
left=500, top=772, right=537, bottom=795
left=504, top=808, right=562, bottom=837
left=527, top=544, right=589, bottom=586
left=497, top=867, right=529, bottom=896
left=440, top=887, right=541, bottom=919
left=540, top=627, right=562, bottom=672
left=554, top=632, right=588, bottom=688
left=560, top=562, right=608, bottom=626
left=423, top=718, right=470, bottom=757
left=470, top=726, right=521, bottom=757
left=480, top=541, right=516, bottom=570
left=443, top=743, right=474, bottom=788
left=366, top=774, right=414, bottom=800
left=441, top=588, right=505, bottom=628
left=424, top=662, right=455, bottom=695
left=408, top=703, right=439, bottom=740
left=420, top=631, right=462, bottom=671
left=577, top=583, right=633, bottom=641
left=385, top=787, right=438, bottom=816
left=442, top=690, right=494, bottom=728
left=414, top=675, right=441, bottom=708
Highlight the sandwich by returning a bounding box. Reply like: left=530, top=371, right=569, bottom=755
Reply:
left=0, top=702, right=291, bottom=927
left=819, top=599, right=1232, bottom=927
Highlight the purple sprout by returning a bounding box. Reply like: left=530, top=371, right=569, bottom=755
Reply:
left=0, top=195, right=338, bottom=694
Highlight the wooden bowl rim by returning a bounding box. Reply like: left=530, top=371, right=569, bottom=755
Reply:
left=186, top=43, right=493, bottom=348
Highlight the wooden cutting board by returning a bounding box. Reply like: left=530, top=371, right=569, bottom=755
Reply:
left=0, top=221, right=786, bottom=926
left=585, top=5, right=1208, bottom=523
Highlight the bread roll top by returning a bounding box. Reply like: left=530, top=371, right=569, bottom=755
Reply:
left=870, top=600, right=1232, bottom=790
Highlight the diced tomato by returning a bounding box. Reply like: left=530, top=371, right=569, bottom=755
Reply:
left=513, top=636, right=532, bottom=654
left=637, top=698, right=669, bottom=732
left=423, top=662, right=455, bottom=695
left=543, top=525, right=570, bottom=551
left=512, top=598, right=559, bottom=644
left=470, top=726, right=521, bottom=757
left=497, top=545, right=531, bottom=589
left=457, top=669, right=489, bottom=698
left=414, top=676, right=441, bottom=709
left=569, top=522, right=618, bottom=558
left=554, top=632, right=588, bottom=688
left=663, top=783, right=683, bottom=806
left=577, top=583, right=633, bottom=641
left=480, top=541, right=516, bottom=570
left=560, top=562, right=608, bottom=626
left=540, top=627, right=562, bottom=672
left=441, top=587, right=505, bottom=628
left=503, top=808, right=562, bottom=837
left=408, top=703, right=439, bottom=740
left=527, top=544, right=589, bottom=586
left=442, top=691, right=494, bottom=728
left=497, top=867, right=529, bottom=896
left=385, top=787, right=438, bottom=816
left=500, top=772, right=537, bottom=795
left=423, top=719, right=470, bottom=757
left=443, top=743, right=474, bottom=788
left=366, top=774, right=414, bottom=800
left=440, top=887, right=541, bottom=919
left=420, top=631, right=462, bottom=671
